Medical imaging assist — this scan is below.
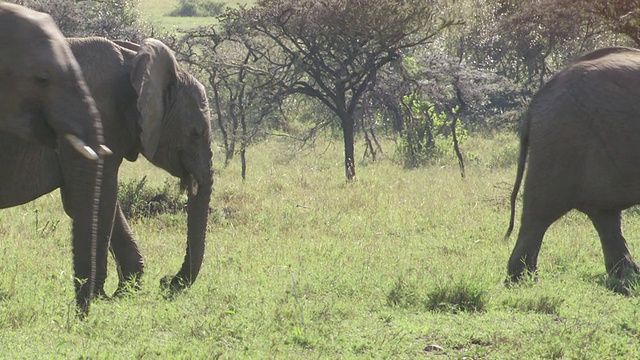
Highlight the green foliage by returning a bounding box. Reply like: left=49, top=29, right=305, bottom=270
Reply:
left=386, top=273, right=420, bottom=308
left=117, top=176, right=187, bottom=220
left=168, top=0, right=225, bottom=17
left=396, top=94, right=467, bottom=168
left=9, top=0, right=147, bottom=40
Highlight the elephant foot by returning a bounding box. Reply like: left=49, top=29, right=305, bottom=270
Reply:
left=505, top=268, right=538, bottom=288
left=94, top=287, right=110, bottom=299
left=75, top=294, right=90, bottom=320
left=74, top=286, right=109, bottom=318
left=160, top=274, right=189, bottom=298
left=607, top=257, right=640, bottom=279
left=112, top=277, right=143, bottom=298
left=507, top=254, right=539, bottom=285
left=603, top=257, right=640, bottom=295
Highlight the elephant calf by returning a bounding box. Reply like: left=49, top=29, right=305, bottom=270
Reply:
left=506, top=47, right=640, bottom=283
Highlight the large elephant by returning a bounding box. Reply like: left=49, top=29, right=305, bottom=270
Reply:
left=506, top=46, right=640, bottom=283
left=1, top=3, right=110, bottom=314
left=0, top=37, right=213, bottom=298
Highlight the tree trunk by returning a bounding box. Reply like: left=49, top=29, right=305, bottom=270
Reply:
left=341, top=113, right=356, bottom=181
left=451, top=116, right=465, bottom=178
left=240, top=104, right=248, bottom=181
left=362, top=113, right=377, bottom=162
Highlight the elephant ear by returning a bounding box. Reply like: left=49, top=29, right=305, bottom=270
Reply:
left=130, top=38, right=179, bottom=160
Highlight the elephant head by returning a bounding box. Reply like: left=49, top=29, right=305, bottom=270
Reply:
left=0, top=3, right=107, bottom=159
left=129, top=39, right=213, bottom=290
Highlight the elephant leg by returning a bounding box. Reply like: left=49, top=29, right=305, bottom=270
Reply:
left=60, top=156, right=119, bottom=301
left=508, top=220, right=551, bottom=282
left=585, top=209, right=640, bottom=278
left=508, top=197, right=568, bottom=282
left=109, top=203, right=144, bottom=296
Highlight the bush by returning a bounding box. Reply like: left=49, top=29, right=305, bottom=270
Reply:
left=118, top=176, right=187, bottom=220
left=168, top=0, right=225, bottom=17
left=8, top=0, right=146, bottom=41
left=395, top=95, right=467, bottom=168
left=426, top=279, right=488, bottom=313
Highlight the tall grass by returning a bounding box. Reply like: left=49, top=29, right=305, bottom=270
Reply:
left=1, top=133, right=640, bottom=358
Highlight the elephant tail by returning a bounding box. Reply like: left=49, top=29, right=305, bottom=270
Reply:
left=504, top=111, right=531, bottom=241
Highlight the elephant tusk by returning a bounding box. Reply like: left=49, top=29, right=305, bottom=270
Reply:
left=64, top=134, right=99, bottom=161
left=190, top=176, right=199, bottom=197
left=98, top=144, right=113, bottom=156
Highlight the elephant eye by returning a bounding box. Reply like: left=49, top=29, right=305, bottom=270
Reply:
left=190, top=128, right=202, bottom=140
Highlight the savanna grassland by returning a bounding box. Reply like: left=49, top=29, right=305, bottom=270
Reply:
left=2, top=132, right=640, bottom=358
left=3, top=0, right=640, bottom=359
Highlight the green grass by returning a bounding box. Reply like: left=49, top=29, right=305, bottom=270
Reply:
left=2, top=133, right=640, bottom=358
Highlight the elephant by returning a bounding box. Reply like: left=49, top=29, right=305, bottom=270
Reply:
left=505, top=46, right=640, bottom=283
left=0, top=36, right=213, bottom=300
left=1, top=3, right=111, bottom=315
left=0, top=3, right=106, bottom=158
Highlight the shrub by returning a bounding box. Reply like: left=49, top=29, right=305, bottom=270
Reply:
left=118, top=176, right=187, bottom=220
left=426, top=279, right=488, bottom=313
left=168, top=0, right=225, bottom=17
left=395, top=95, right=467, bottom=168
left=9, top=0, right=146, bottom=41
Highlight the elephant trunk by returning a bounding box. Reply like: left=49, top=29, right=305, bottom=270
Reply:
left=163, top=166, right=212, bottom=291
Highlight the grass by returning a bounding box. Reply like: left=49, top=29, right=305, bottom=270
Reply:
left=2, top=133, right=640, bottom=357
left=138, top=0, right=255, bottom=31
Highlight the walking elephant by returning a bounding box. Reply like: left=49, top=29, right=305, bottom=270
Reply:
left=506, top=46, right=640, bottom=283
left=1, top=3, right=110, bottom=314
left=0, top=36, right=213, bottom=298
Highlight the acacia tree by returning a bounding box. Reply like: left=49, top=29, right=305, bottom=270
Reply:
left=431, top=0, right=611, bottom=105
left=223, top=0, right=457, bottom=180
